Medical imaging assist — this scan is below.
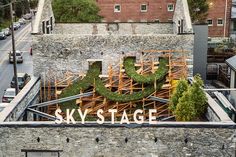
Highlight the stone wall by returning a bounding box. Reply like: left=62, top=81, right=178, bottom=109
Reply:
left=32, top=0, right=55, bottom=34
left=33, top=34, right=194, bottom=81
left=0, top=77, right=40, bottom=122
left=53, top=23, right=174, bottom=35
left=0, top=122, right=235, bottom=157
left=173, top=0, right=192, bottom=34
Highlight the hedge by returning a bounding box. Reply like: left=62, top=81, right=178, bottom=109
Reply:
left=124, top=57, right=169, bottom=84
left=59, top=62, right=101, bottom=111
left=94, top=78, right=165, bottom=103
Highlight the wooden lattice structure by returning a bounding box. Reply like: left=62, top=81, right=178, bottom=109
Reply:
left=42, top=50, right=188, bottom=120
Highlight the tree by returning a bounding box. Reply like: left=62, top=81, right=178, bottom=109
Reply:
left=169, top=79, right=189, bottom=112
left=15, top=0, right=30, bottom=18
left=52, top=0, right=102, bottom=23
left=189, top=74, right=207, bottom=117
left=188, top=0, right=209, bottom=23
left=175, top=90, right=196, bottom=121
left=29, top=0, right=38, bottom=9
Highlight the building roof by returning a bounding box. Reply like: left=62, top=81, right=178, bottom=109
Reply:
left=226, top=55, right=236, bottom=71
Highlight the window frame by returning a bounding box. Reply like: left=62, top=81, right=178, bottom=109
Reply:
left=140, top=4, right=148, bottom=12
left=114, top=4, right=121, bottom=13
left=217, top=18, right=224, bottom=26
left=207, top=19, right=213, bottom=26
left=167, top=3, right=174, bottom=12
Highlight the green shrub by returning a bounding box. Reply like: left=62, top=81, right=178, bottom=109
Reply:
left=171, top=75, right=208, bottom=121
left=189, top=74, right=207, bottom=117
left=175, top=90, right=196, bottom=121
left=169, top=79, right=189, bottom=112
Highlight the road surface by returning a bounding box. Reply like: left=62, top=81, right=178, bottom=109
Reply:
left=0, top=22, right=33, bottom=99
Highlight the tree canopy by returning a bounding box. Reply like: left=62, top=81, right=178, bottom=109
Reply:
left=52, top=0, right=102, bottom=23
left=0, top=0, right=30, bottom=29
left=170, top=75, right=208, bottom=121
left=188, top=0, right=209, bottom=24
left=169, top=79, right=188, bottom=112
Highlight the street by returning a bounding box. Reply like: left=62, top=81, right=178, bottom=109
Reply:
left=0, top=23, right=33, bottom=98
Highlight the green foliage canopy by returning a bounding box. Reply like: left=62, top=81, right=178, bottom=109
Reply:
left=170, top=75, right=208, bottom=121
left=52, top=0, right=102, bottom=22
left=188, top=0, right=209, bottom=23
left=175, top=90, right=196, bottom=121
left=169, top=79, right=188, bottom=112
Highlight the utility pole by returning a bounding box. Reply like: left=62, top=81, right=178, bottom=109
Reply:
left=10, top=2, right=19, bottom=94
left=13, top=0, right=17, bottom=22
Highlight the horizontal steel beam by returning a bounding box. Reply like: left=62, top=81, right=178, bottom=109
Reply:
left=148, top=96, right=169, bottom=103
left=29, top=92, right=93, bottom=108
left=204, top=88, right=236, bottom=91
left=27, top=108, right=57, bottom=121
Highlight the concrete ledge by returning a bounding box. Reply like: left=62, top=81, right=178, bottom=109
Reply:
left=206, top=93, right=233, bottom=123
left=0, top=76, right=40, bottom=122
left=0, top=121, right=235, bottom=129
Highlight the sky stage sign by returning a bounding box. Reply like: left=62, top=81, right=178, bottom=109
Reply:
left=55, top=108, right=160, bottom=124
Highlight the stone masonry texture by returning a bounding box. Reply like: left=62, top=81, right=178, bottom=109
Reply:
left=33, top=34, right=194, bottom=81
left=0, top=125, right=235, bottom=157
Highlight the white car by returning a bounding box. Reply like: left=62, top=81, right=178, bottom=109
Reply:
left=9, top=50, right=23, bottom=63
left=2, top=88, right=16, bottom=103
left=18, top=18, right=26, bottom=25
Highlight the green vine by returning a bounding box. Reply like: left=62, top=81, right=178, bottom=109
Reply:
left=124, top=57, right=169, bottom=84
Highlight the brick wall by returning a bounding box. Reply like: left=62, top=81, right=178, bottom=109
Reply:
left=96, top=0, right=176, bottom=22
left=96, top=0, right=232, bottom=37
left=207, top=0, right=232, bottom=37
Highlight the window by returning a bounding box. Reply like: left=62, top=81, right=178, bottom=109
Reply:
left=50, top=17, right=53, bottom=31
left=22, top=150, right=62, bottom=157
left=167, top=4, right=174, bottom=12
left=42, top=21, right=45, bottom=34
left=114, top=4, right=121, bottom=12
left=140, top=4, right=147, bottom=12
left=234, top=72, right=236, bottom=88
left=207, top=19, right=213, bottom=26
left=154, top=19, right=160, bottom=23
left=217, top=18, right=224, bottom=26
left=233, top=21, right=236, bottom=31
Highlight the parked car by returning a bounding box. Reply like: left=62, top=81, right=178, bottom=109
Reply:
left=2, top=88, right=16, bottom=103
left=13, top=22, right=21, bottom=29
left=0, top=32, right=7, bottom=40
left=9, top=50, right=23, bottom=63
left=10, top=73, right=31, bottom=89
left=10, top=23, right=18, bottom=30
left=2, top=28, right=11, bottom=36
left=18, top=18, right=26, bottom=25
left=23, top=13, right=32, bottom=20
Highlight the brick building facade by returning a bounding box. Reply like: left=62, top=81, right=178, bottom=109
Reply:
left=96, top=0, right=232, bottom=38
left=207, top=0, right=232, bottom=37
left=96, top=0, right=176, bottom=23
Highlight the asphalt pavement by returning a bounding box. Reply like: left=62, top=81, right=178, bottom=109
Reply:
left=0, top=22, right=33, bottom=99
